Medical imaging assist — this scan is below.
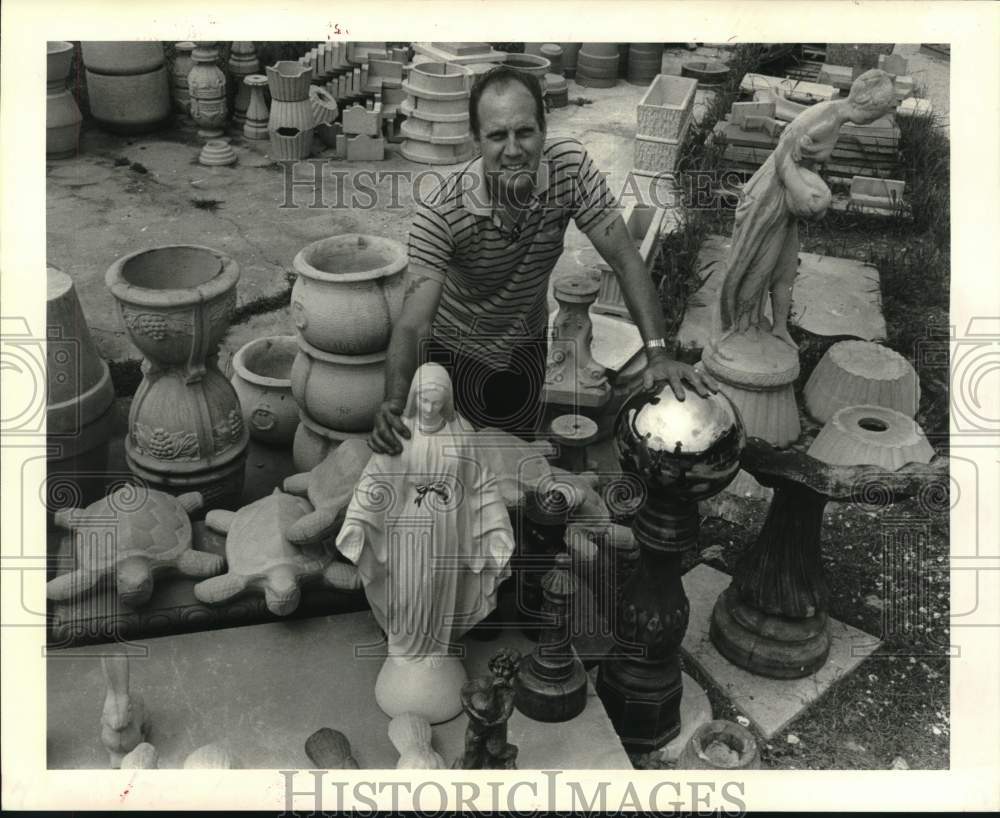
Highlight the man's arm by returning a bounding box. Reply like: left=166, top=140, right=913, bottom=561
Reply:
left=587, top=215, right=717, bottom=399
left=369, top=267, right=443, bottom=454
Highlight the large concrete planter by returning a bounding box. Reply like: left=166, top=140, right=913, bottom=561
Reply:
left=106, top=245, right=247, bottom=508
left=231, top=335, right=300, bottom=446
left=85, top=65, right=171, bottom=134
left=291, top=234, right=407, bottom=355
left=47, top=42, right=82, bottom=158
left=81, top=41, right=164, bottom=75
left=266, top=60, right=313, bottom=102
left=187, top=45, right=227, bottom=137
left=290, top=338, right=386, bottom=433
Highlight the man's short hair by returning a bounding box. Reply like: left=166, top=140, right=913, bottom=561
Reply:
left=848, top=68, right=896, bottom=113
left=469, top=65, right=546, bottom=139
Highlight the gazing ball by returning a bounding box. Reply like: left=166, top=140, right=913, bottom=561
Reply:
left=614, top=385, right=746, bottom=503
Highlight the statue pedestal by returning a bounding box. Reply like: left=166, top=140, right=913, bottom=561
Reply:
left=701, top=329, right=800, bottom=447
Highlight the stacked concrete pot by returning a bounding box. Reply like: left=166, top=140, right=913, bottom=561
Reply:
left=46, top=268, right=116, bottom=512
left=106, top=245, right=248, bottom=509
left=627, top=44, right=663, bottom=86
left=170, top=42, right=197, bottom=115
left=187, top=44, right=228, bottom=138
left=504, top=53, right=551, bottom=94
left=289, top=235, right=407, bottom=470
left=400, top=62, right=475, bottom=165
left=47, top=42, right=82, bottom=158
left=266, top=60, right=315, bottom=160
left=576, top=43, right=619, bottom=88
left=81, top=41, right=171, bottom=134
left=227, top=42, right=260, bottom=126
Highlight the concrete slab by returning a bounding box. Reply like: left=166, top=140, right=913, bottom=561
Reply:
left=680, top=564, right=882, bottom=739
left=47, top=610, right=631, bottom=769
left=676, top=235, right=887, bottom=353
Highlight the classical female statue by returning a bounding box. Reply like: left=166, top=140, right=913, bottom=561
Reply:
left=717, top=69, right=898, bottom=349
left=336, top=363, right=516, bottom=723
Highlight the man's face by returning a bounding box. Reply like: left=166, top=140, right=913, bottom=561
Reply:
left=474, top=82, right=545, bottom=203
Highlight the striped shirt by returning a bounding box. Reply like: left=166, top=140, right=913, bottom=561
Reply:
left=407, top=137, right=620, bottom=367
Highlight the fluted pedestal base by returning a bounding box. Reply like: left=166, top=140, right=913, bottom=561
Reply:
left=597, top=654, right=683, bottom=751
left=710, top=586, right=830, bottom=679
left=701, top=328, right=800, bottom=447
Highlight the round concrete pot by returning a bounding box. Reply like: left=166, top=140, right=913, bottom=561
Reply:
left=85, top=65, right=172, bottom=134
left=81, top=41, right=164, bottom=75
left=291, top=234, right=407, bottom=355
left=677, top=720, right=761, bottom=770
left=231, top=335, right=300, bottom=446
left=290, top=338, right=386, bottom=433
left=268, top=126, right=314, bottom=160
left=407, top=61, right=469, bottom=95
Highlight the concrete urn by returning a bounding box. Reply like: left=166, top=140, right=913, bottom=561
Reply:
left=290, top=338, right=386, bottom=433
left=291, top=234, right=407, bottom=355
left=106, top=245, right=247, bottom=508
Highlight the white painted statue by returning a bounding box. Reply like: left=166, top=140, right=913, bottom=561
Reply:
left=336, top=363, right=515, bottom=723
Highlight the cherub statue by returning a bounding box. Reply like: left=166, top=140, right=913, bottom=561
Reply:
left=336, top=363, right=516, bottom=724
left=455, top=648, right=522, bottom=770
left=717, top=69, right=897, bottom=350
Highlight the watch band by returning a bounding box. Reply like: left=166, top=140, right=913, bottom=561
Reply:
left=644, top=338, right=668, bottom=350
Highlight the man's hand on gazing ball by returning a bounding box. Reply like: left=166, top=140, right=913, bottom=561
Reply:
left=369, top=397, right=410, bottom=455
left=642, top=352, right=719, bottom=400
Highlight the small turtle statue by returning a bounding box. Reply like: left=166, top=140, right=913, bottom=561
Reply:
left=193, top=489, right=360, bottom=616
left=47, top=486, right=223, bottom=608
left=282, top=438, right=371, bottom=546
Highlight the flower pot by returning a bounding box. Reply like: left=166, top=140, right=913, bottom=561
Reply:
left=81, top=41, right=164, bottom=75
left=677, top=720, right=761, bottom=770
left=804, top=340, right=919, bottom=423
left=268, top=126, right=314, bottom=160
left=407, top=62, right=469, bottom=95
left=504, top=54, right=551, bottom=88
left=266, top=60, right=313, bottom=102
left=47, top=267, right=117, bottom=510
left=85, top=65, right=171, bottom=135
left=807, top=405, right=935, bottom=471
left=627, top=44, right=663, bottom=86
left=400, top=137, right=475, bottom=165
left=268, top=99, right=316, bottom=134
left=291, top=234, right=407, bottom=354
left=290, top=338, right=386, bottom=433
left=559, top=43, right=582, bottom=78
left=231, top=335, right=300, bottom=446
left=171, top=42, right=197, bottom=114
left=310, top=85, right=339, bottom=126
left=106, top=245, right=246, bottom=508
left=47, top=42, right=82, bottom=158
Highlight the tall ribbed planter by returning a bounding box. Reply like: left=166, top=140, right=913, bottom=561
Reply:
left=47, top=268, right=116, bottom=510
left=106, top=245, right=247, bottom=509
left=188, top=44, right=228, bottom=138
left=47, top=42, right=82, bottom=158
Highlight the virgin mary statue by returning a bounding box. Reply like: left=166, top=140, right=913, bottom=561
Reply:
left=336, top=363, right=515, bottom=723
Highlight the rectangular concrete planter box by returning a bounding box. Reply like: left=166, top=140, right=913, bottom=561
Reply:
left=636, top=74, right=697, bottom=141
left=633, top=116, right=692, bottom=176
left=740, top=73, right=839, bottom=103
left=849, top=175, right=905, bottom=209
left=594, top=200, right=670, bottom=318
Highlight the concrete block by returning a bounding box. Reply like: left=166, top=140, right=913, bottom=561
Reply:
left=681, top=564, right=882, bottom=739
left=345, top=133, right=385, bottom=161
left=740, top=73, right=838, bottom=103
left=730, top=100, right=775, bottom=127
left=897, top=96, right=933, bottom=118
left=342, top=102, right=382, bottom=136
left=849, top=175, right=905, bottom=210
left=817, top=63, right=855, bottom=90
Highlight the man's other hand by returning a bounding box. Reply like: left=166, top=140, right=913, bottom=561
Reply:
left=369, top=398, right=410, bottom=455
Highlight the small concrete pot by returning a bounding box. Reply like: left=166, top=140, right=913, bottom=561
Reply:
left=677, top=720, right=761, bottom=770
left=290, top=338, right=386, bottom=433
left=231, top=335, right=300, bottom=446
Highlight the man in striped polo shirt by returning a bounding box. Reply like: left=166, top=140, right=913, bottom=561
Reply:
left=370, top=66, right=716, bottom=454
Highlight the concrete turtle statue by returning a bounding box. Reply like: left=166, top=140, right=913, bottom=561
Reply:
left=47, top=486, right=223, bottom=608
left=193, top=489, right=360, bottom=615
left=282, top=437, right=371, bottom=546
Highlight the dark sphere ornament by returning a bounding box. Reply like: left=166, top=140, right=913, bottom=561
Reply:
left=614, top=385, right=746, bottom=503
